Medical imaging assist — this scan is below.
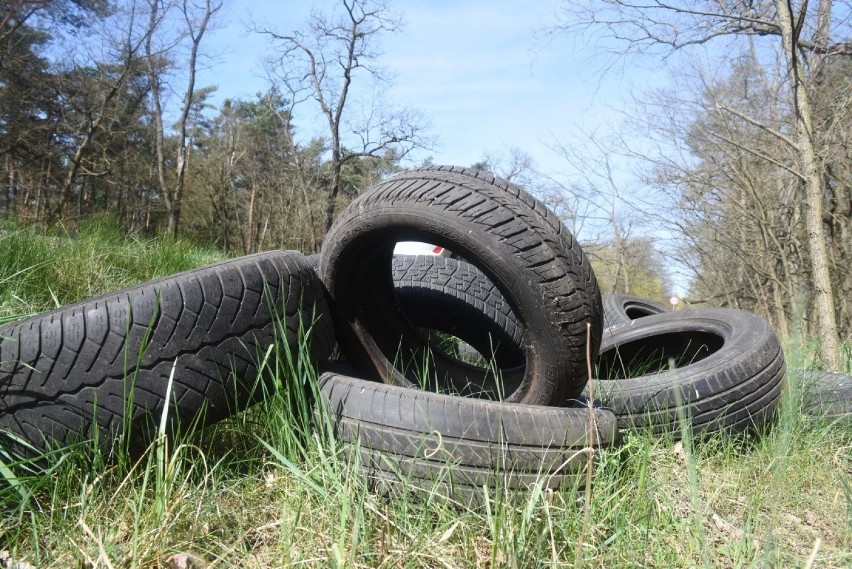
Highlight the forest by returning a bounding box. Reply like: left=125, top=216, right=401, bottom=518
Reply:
left=1, top=0, right=850, bottom=369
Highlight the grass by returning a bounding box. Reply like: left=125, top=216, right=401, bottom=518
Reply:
left=0, top=217, right=223, bottom=324
left=0, top=225, right=850, bottom=567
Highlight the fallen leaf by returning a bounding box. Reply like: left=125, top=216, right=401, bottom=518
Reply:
left=673, top=441, right=687, bottom=463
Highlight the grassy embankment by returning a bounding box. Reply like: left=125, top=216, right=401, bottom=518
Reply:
left=0, top=222, right=849, bottom=568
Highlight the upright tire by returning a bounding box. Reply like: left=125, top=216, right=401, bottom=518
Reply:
left=592, top=308, right=785, bottom=435
left=321, top=166, right=602, bottom=405
left=317, top=368, right=618, bottom=505
left=0, top=251, right=335, bottom=457
left=603, top=293, right=668, bottom=328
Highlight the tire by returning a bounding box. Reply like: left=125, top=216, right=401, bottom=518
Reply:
left=391, top=255, right=525, bottom=368
left=306, top=253, right=321, bottom=271
left=797, top=369, right=852, bottom=419
left=0, top=251, right=335, bottom=457
left=317, top=368, right=618, bottom=504
left=603, top=293, right=668, bottom=328
left=310, top=253, right=525, bottom=366
left=320, top=166, right=602, bottom=405
left=591, top=308, right=785, bottom=435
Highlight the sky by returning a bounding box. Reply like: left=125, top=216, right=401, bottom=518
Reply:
left=195, top=0, right=652, bottom=175
left=192, top=0, right=687, bottom=293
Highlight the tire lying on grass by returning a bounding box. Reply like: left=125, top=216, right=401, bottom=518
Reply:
left=308, top=253, right=525, bottom=368
left=391, top=255, right=525, bottom=369
left=591, top=308, right=785, bottom=435
left=0, top=251, right=335, bottom=458
left=797, top=369, right=852, bottom=420
left=317, top=367, right=618, bottom=505
left=320, top=165, right=602, bottom=405
left=602, top=293, right=668, bottom=328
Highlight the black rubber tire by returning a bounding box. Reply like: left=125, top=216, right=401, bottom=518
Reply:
left=317, top=368, right=618, bottom=505
left=311, top=253, right=525, bottom=366
left=603, top=293, right=668, bottom=328
left=320, top=165, right=602, bottom=405
left=591, top=308, right=785, bottom=435
left=797, top=369, right=852, bottom=420
left=391, top=255, right=525, bottom=368
left=0, top=251, right=335, bottom=457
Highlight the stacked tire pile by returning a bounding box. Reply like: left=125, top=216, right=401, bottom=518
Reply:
left=1, top=165, right=843, bottom=503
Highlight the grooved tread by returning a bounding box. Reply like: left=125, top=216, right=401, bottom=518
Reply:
left=590, top=308, right=786, bottom=435
left=391, top=255, right=525, bottom=367
left=320, top=166, right=602, bottom=405
left=317, top=370, right=617, bottom=500
left=797, top=369, right=852, bottom=419
left=0, top=251, right=335, bottom=456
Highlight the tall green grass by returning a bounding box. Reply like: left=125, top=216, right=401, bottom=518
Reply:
left=0, top=226, right=849, bottom=567
left=2, top=348, right=848, bottom=567
left=0, top=217, right=223, bottom=323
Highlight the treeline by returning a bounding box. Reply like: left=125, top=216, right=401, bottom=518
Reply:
left=0, top=0, right=422, bottom=254
left=2, top=1, right=850, bottom=369
left=554, top=0, right=851, bottom=369
left=665, top=55, right=851, bottom=343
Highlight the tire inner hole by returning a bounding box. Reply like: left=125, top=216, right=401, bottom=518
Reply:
left=389, top=243, right=527, bottom=397
left=597, top=330, right=724, bottom=380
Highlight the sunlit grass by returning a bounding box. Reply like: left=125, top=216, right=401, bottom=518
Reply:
left=3, top=370, right=847, bottom=567
left=0, top=217, right=222, bottom=323
left=0, top=226, right=849, bottom=567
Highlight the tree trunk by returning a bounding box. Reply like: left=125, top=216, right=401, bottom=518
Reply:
left=774, top=0, right=841, bottom=370
left=324, top=145, right=342, bottom=232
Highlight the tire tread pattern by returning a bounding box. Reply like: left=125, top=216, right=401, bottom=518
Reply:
left=318, top=371, right=618, bottom=501
left=0, top=251, right=335, bottom=455
left=321, top=166, right=602, bottom=404
left=592, top=308, right=785, bottom=435
left=391, top=255, right=524, bottom=367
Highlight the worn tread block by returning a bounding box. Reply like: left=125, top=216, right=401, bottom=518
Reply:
left=0, top=251, right=335, bottom=457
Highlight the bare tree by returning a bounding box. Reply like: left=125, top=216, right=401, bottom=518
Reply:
left=260, top=0, right=431, bottom=232
left=620, top=59, right=808, bottom=336
left=548, top=133, right=647, bottom=296
left=773, top=0, right=841, bottom=366
left=555, top=0, right=850, bottom=369
left=145, top=0, right=220, bottom=237
left=55, top=0, right=155, bottom=220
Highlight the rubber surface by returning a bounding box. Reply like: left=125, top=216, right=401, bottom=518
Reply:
left=320, top=165, right=602, bottom=405
left=317, top=368, right=618, bottom=504
left=603, top=293, right=668, bottom=328
left=797, top=369, right=852, bottom=419
left=310, top=253, right=525, bottom=367
left=591, top=308, right=785, bottom=435
left=312, top=253, right=525, bottom=367
left=0, top=251, right=335, bottom=457
left=391, top=255, right=525, bottom=368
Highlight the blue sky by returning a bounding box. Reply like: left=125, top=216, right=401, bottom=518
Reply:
left=196, top=0, right=651, bottom=175
left=194, top=1, right=687, bottom=293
